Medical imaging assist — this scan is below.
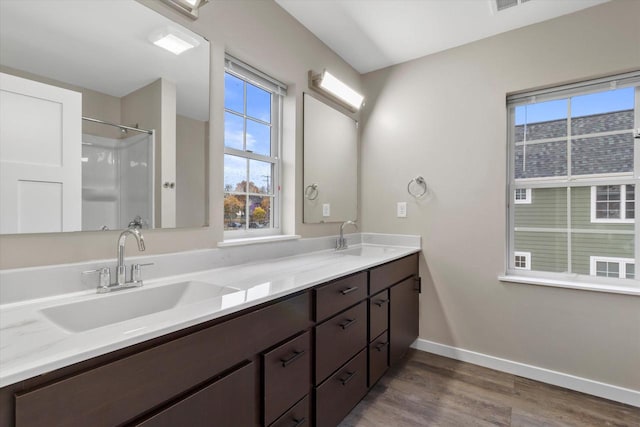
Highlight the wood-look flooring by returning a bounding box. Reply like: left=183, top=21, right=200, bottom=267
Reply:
left=339, top=349, right=640, bottom=427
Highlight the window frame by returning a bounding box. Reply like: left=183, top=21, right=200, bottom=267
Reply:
left=590, top=184, right=634, bottom=224
left=514, top=188, right=532, bottom=204
left=505, top=72, right=640, bottom=290
left=223, top=55, right=286, bottom=239
left=589, top=256, right=635, bottom=279
left=514, top=251, right=531, bottom=270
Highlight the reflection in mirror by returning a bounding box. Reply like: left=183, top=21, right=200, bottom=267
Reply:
left=0, top=0, right=209, bottom=234
left=303, top=94, right=357, bottom=223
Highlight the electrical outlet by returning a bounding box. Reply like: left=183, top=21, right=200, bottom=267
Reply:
left=322, top=203, right=331, bottom=217
left=397, top=202, right=407, bottom=218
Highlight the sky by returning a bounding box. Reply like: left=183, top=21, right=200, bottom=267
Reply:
left=515, top=86, right=634, bottom=125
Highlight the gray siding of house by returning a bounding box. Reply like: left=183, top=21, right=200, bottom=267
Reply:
left=572, top=233, right=634, bottom=275
left=515, top=231, right=568, bottom=273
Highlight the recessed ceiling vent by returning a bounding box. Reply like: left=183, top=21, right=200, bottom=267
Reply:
left=492, top=0, right=531, bottom=13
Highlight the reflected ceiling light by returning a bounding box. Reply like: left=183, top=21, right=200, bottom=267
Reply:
left=149, top=27, right=200, bottom=55
left=161, top=0, right=209, bottom=19
left=309, top=70, right=364, bottom=112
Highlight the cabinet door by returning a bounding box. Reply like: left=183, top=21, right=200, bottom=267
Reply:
left=263, top=331, right=311, bottom=426
left=389, top=276, right=419, bottom=366
left=135, top=361, right=256, bottom=427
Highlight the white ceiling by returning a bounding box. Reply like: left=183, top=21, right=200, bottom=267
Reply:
left=275, top=0, right=610, bottom=74
left=0, top=0, right=209, bottom=121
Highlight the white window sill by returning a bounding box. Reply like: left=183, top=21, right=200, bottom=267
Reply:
left=218, top=234, right=301, bottom=248
left=499, top=275, right=640, bottom=296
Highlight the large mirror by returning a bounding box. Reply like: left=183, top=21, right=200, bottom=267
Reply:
left=0, top=0, right=209, bottom=234
left=303, top=94, right=357, bottom=223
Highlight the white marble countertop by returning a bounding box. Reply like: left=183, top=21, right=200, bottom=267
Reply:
left=0, top=241, right=419, bottom=388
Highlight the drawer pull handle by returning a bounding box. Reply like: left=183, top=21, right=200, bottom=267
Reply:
left=374, top=298, right=389, bottom=307
left=375, top=341, right=389, bottom=352
left=340, top=286, right=359, bottom=295
left=292, top=417, right=306, bottom=427
left=339, top=370, right=357, bottom=386
left=280, top=350, right=306, bottom=367
left=339, top=318, right=357, bottom=329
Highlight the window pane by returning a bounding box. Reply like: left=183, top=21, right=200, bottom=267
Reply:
left=514, top=232, right=568, bottom=273
left=574, top=232, right=633, bottom=276
left=224, top=73, right=244, bottom=113
left=224, top=154, right=246, bottom=192
left=515, top=99, right=568, bottom=133
left=571, top=87, right=634, bottom=132
left=515, top=187, right=567, bottom=228
left=515, top=141, right=567, bottom=179
left=626, top=184, right=635, bottom=219
left=246, top=83, right=271, bottom=123
left=224, top=194, right=246, bottom=230
left=246, top=119, right=271, bottom=156
left=224, top=112, right=244, bottom=150
left=249, top=196, right=272, bottom=229
left=626, top=263, right=635, bottom=279
left=249, top=159, right=272, bottom=195
left=571, top=134, right=633, bottom=176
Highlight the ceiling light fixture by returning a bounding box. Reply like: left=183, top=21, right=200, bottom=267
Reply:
left=309, top=70, right=364, bottom=112
left=161, top=0, right=208, bottom=19
left=149, top=27, right=200, bottom=55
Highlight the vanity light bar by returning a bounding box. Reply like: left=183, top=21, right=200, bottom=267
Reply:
left=309, top=70, right=364, bottom=111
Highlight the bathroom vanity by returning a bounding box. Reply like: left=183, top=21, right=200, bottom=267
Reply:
left=0, top=242, right=420, bottom=427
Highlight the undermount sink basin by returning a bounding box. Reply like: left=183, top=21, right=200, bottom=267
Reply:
left=40, top=281, right=239, bottom=333
left=339, top=246, right=400, bottom=257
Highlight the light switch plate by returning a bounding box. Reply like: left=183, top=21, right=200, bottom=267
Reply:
left=397, top=202, right=407, bottom=218
left=322, top=203, right=330, bottom=217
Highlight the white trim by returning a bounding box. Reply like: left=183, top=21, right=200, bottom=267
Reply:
left=514, top=251, right=531, bottom=270
left=590, top=256, right=635, bottom=279
left=218, top=234, right=300, bottom=247
left=514, top=188, right=531, bottom=204
left=590, top=185, right=634, bottom=224
left=499, top=274, right=640, bottom=296
left=411, top=339, right=640, bottom=407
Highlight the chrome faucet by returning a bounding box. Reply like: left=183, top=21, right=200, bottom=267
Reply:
left=337, top=220, right=357, bottom=250
left=83, top=228, right=152, bottom=293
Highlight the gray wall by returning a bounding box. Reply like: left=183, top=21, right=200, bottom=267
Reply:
left=0, top=0, right=361, bottom=268
left=360, top=0, right=640, bottom=391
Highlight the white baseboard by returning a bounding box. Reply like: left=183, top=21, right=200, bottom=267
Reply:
left=411, top=338, right=640, bottom=408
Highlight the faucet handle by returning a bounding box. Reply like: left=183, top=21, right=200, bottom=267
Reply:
left=131, top=263, right=154, bottom=283
left=82, top=267, right=111, bottom=290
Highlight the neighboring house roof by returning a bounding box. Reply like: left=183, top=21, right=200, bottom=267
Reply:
left=514, top=109, right=634, bottom=179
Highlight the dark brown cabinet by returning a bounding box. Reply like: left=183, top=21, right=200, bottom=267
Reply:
left=390, top=276, right=420, bottom=366
left=134, top=360, right=256, bottom=427
left=2, top=253, right=420, bottom=427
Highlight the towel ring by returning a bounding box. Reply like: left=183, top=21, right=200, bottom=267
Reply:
left=407, top=176, right=428, bottom=198
left=304, top=183, right=319, bottom=200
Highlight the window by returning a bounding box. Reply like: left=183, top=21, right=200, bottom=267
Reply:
left=507, top=72, right=639, bottom=287
left=591, top=184, right=634, bottom=223
left=514, top=251, right=531, bottom=270
left=590, top=256, right=635, bottom=279
left=514, top=188, right=531, bottom=204
left=223, top=56, right=286, bottom=236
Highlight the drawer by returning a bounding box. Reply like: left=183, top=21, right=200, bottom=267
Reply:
left=269, top=395, right=310, bottom=427
left=369, top=289, right=389, bottom=341
left=314, top=271, right=367, bottom=322
left=15, top=293, right=311, bottom=427
left=315, top=301, right=367, bottom=384
left=315, top=349, right=368, bottom=427
left=135, top=361, right=256, bottom=427
left=368, top=331, right=389, bottom=387
left=263, top=331, right=312, bottom=426
left=369, top=254, right=418, bottom=295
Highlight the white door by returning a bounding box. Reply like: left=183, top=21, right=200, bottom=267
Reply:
left=0, top=72, right=82, bottom=234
